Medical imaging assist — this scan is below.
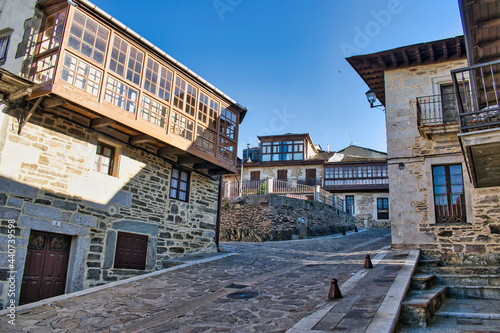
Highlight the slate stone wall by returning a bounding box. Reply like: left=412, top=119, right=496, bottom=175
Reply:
left=385, top=60, right=500, bottom=264
left=0, top=108, right=219, bottom=309
left=221, top=194, right=356, bottom=241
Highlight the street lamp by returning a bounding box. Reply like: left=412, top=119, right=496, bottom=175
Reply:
left=365, top=89, right=384, bottom=111
left=239, top=144, right=251, bottom=197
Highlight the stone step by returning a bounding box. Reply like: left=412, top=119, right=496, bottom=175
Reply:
left=447, top=285, right=500, bottom=300
left=417, top=259, right=442, bottom=268
left=400, top=286, right=448, bottom=328
left=435, top=274, right=500, bottom=287
left=411, top=274, right=436, bottom=290
left=417, top=265, right=500, bottom=276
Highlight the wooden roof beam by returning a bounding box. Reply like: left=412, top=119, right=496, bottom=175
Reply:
left=478, top=38, right=500, bottom=50
left=443, top=41, right=449, bottom=60
left=428, top=44, right=435, bottom=62
left=41, top=96, right=66, bottom=109
left=415, top=47, right=422, bottom=64
left=129, top=134, right=155, bottom=145
left=90, top=117, right=116, bottom=128
left=477, top=16, right=500, bottom=29
left=177, top=155, right=203, bottom=165
left=157, top=146, right=179, bottom=156
left=377, top=55, right=387, bottom=69
left=193, top=162, right=215, bottom=170
left=456, top=36, right=462, bottom=57
left=390, top=52, right=398, bottom=67
left=7, top=87, right=32, bottom=101
left=402, top=49, right=410, bottom=66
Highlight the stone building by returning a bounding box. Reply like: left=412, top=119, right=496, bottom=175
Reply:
left=229, top=133, right=390, bottom=228
left=347, top=14, right=500, bottom=266
left=0, top=0, right=247, bottom=308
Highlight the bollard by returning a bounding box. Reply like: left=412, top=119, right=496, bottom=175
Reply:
left=342, top=228, right=346, bottom=235
left=328, top=278, right=342, bottom=299
left=364, top=254, right=374, bottom=269
left=354, top=226, right=358, bottom=232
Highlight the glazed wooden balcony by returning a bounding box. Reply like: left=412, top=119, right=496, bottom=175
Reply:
left=25, top=1, right=245, bottom=175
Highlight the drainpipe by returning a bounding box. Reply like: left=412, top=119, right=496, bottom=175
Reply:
left=216, top=175, right=223, bottom=251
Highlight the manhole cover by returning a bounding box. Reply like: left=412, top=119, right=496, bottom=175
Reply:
left=227, top=290, right=259, bottom=300
left=226, top=283, right=248, bottom=289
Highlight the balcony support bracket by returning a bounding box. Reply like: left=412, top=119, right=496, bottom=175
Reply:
left=18, top=96, right=44, bottom=135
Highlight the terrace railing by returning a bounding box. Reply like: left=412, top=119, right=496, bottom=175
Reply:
left=451, top=59, right=500, bottom=132
left=223, top=178, right=353, bottom=215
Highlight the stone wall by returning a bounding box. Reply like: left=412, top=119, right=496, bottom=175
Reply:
left=220, top=194, right=355, bottom=242
left=385, top=59, right=500, bottom=264
left=336, top=192, right=391, bottom=229
left=0, top=107, right=219, bottom=309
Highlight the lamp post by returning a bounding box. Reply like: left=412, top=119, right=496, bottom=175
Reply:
left=239, top=144, right=251, bottom=197
left=365, top=89, right=385, bottom=111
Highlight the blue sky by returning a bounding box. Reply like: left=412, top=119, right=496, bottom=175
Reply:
left=92, top=0, right=463, bottom=155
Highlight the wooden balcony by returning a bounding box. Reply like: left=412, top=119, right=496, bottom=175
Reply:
left=452, top=59, right=500, bottom=187
left=23, top=1, right=246, bottom=175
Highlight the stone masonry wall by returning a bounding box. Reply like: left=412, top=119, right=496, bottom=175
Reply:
left=336, top=192, right=390, bottom=229
left=0, top=107, right=218, bottom=309
left=385, top=60, right=500, bottom=264
left=221, top=194, right=356, bottom=242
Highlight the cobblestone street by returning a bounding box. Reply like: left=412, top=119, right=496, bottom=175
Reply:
left=1, top=229, right=391, bottom=332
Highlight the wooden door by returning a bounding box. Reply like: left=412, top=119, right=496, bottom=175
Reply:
left=305, top=169, right=316, bottom=185
left=20, top=231, right=71, bottom=305
left=277, top=170, right=287, bottom=181
left=250, top=171, right=260, bottom=181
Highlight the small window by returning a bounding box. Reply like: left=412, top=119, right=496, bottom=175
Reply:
left=170, top=167, right=190, bottom=202
left=377, top=198, right=389, bottom=220
left=0, top=28, right=13, bottom=66
left=346, top=195, right=355, bottom=215
left=114, top=231, right=148, bottom=270
left=94, top=142, right=115, bottom=176
left=250, top=171, right=260, bottom=181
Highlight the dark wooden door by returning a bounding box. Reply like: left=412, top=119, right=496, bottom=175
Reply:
left=20, top=231, right=71, bottom=305
left=114, top=231, right=148, bottom=270
left=305, top=169, right=316, bottom=185
left=250, top=171, right=260, bottom=181
left=277, top=169, right=287, bottom=181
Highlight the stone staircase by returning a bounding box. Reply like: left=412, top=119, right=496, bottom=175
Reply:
left=400, top=272, right=448, bottom=327
left=399, top=259, right=500, bottom=329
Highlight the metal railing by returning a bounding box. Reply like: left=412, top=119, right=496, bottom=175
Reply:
left=434, top=193, right=466, bottom=223
left=222, top=178, right=353, bottom=215
left=416, top=93, right=460, bottom=126
left=297, top=178, right=323, bottom=186
left=451, top=59, right=500, bottom=132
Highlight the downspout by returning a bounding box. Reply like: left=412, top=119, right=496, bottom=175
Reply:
left=216, top=175, right=223, bottom=251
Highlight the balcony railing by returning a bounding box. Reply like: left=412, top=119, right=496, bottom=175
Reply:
left=451, top=59, right=500, bottom=132
left=297, top=178, right=323, bottom=186
left=222, top=179, right=353, bottom=215
left=416, top=93, right=460, bottom=126
left=434, top=193, right=466, bottom=223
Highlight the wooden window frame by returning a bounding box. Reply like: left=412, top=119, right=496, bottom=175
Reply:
left=94, top=141, right=116, bottom=176
left=277, top=169, right=287, bottom=181
left=169, top=167, right=190, bottom=202
left=108, top=35, right=144, bottom=87
left=170, top=111, right=194, bottom=141
left=218, top=136, right=235, bottom=161
left=250, top=171, right=260, bottom=181
left=432, top=164, right=466, bottom=223
left=114, top=231, right=148, bottom=270
left=141, top=96, right=169, bottom=130
left=103, top=76, right=138, bottom=113
left=60, top=52, right=102, bottom=96
left=219, top=106, right=237, bottom=140
left=195, top=125, right=216, bottom=153
left=377, top=198, right=389, bottom=220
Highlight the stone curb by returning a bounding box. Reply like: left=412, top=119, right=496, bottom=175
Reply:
left=286, top=248, right=391, bottom=332
left=365, top=249, right=420, bottom=333
left=0, top=252, right=237, bottom=316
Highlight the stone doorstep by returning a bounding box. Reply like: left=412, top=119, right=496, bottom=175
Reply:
left=0, top=252, right=237, bottom=316
left=411, top=274, right=436, bottom=290
left=412, top=274, right=436, bottom=281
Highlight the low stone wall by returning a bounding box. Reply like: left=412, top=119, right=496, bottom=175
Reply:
left=221, top=194, right=356, bottom=242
